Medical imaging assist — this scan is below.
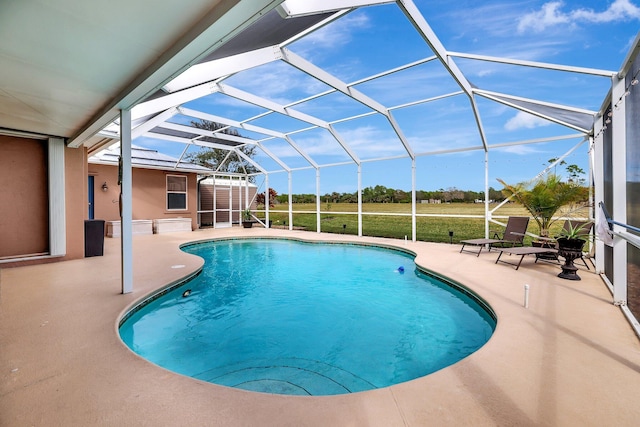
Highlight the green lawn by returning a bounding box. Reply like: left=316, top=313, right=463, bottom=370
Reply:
left=263, top=202, right=589, bottom=244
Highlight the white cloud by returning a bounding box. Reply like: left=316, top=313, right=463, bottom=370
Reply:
left=518, top=0, right=640, bottom=33
left=504, top=111, right=552, bottom=131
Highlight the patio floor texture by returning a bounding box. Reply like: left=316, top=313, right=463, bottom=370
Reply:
left=2, top=228, right=640, bottom=426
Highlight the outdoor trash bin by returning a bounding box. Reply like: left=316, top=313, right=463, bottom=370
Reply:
left=84, top=219, right=105, bottom=257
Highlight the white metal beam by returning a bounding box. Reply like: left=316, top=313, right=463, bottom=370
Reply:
left=132, top=84, right=219, bottom=120
left=284, top=135, right=319, bottom=168
left=235, top=149, right=267, bottom=174
left=350, top=56, right=438, bottom=86
left=217, top=83, right=329, bottom=128
left=276, top=0, right=393, bottom=18
left=389, top=91, right=464, bottom=111
left=163, top=46, right=283, bottom=93
left=169, top=117, right=292, bottom=172
left=398, top=0, right=473, bottom=96
left=470, top=96, right=489, bottom=152
left=97, top=107, right=180, bottom=150
left=280, top=47, right=415, bottom=159
left=487, top=133, right=585, bottom=149
left=179, top=107, right=287, bottom=139
left=281, top=48, right=388, bottom=114
left=448, top=51, right=616, bottom=77
left=282, top=55, right=439, bottom=109
left=216, top=150, right=234, bottom=174
left=157, top=122, right=256, bottom=145
left=328, top=124, right=361, bottom=164
left=387, top=112, right=415, bottom=159
left=132, top=108, right=179, bottom=140
left=255, top=143, right=292, bottom=172
left=281, top=9, right=351, bottom=46
left=145, top=131, right=240, bottom=151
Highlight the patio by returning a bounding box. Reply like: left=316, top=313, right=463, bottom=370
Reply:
left=2, top=228, right=639, bottom=426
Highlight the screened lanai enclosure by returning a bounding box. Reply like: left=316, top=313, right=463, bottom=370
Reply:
left=72, top=1, right=640, bottom=334
left=88, top=1, right=613, bottom=237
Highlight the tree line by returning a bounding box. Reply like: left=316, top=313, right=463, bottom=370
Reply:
left=272, top=185, right=506, bottom=204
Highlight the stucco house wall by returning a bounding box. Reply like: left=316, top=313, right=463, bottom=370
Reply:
left=0, top=135, right=86, bottom=267
left=88, top=163, right=199, bottom=230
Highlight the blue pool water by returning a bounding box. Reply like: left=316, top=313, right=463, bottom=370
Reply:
left=119, top=239, right=495, bottom=396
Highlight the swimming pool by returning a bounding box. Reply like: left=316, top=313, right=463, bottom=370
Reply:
left=119, top=239, right=495, bottom=396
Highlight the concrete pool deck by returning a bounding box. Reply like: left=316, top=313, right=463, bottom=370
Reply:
left=2, top=227, right=640, bottom=426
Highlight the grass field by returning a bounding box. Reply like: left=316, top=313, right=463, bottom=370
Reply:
left=263, top=202, right=590, bottom=244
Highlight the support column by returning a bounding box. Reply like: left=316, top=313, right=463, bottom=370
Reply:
left=593, top=123, right=605, bottom=274
left=265, top=174, right=270, bottom=228
left=245, top=175, right=249, bottom=212
left=484, top=151, right=490, bottom=238
left=120, top=109, right=133, bottom=294
left=612, top=75, right=628, bottom=305
left=411, top=158, right=416, bottom=242
left=316, top=168, right=321, bottom=233
left=288, top=171, right=293, bottom=231
left=357, top=164, right=362, bottom=237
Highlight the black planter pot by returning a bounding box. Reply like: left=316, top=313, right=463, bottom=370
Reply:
left=242, top=221, right=253, bottom=228
left=557, top=238, right=586, bottom=280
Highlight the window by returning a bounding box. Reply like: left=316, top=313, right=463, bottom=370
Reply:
left=167, top=175, right=187, bottom=210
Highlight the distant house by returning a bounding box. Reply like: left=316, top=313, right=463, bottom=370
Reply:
left=88, top=145, right=212, bottom=234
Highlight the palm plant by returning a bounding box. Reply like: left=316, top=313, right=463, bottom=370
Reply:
left=497, top=174, right=588, bottom=238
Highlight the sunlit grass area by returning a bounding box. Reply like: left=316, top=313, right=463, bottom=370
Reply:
left=264, top=203, right=590, bottom=244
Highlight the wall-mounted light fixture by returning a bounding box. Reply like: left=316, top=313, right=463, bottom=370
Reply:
left=101, top=182, right=108, bottom=192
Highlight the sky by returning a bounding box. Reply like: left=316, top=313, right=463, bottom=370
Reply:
left=134, top=0, right=640, bottom=196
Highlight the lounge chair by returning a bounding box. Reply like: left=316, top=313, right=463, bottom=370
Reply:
left=535, top=220, right=593, bottom=269
left=495, top=246, right=559, bottom=270
left=460, top=216, right=530, bottom=256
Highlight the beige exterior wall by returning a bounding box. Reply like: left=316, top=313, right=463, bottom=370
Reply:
left=0, top=136, right=49, bottom=258
left=0, top=135, right=87, bottom=267
left=88, top=164, right=198, bottom=230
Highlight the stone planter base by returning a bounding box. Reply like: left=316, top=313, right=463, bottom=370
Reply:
left=106, top=220, right=153, bottom=238
left=153, top=218, right=192, bottom=234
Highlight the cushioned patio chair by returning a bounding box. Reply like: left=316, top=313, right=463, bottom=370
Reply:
left=535, top=220, right=593, bottom=269
left=460, top=216, right=530, bottom=256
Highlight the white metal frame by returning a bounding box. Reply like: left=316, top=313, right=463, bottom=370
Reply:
left=91, top=0, right=640, bottom=310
